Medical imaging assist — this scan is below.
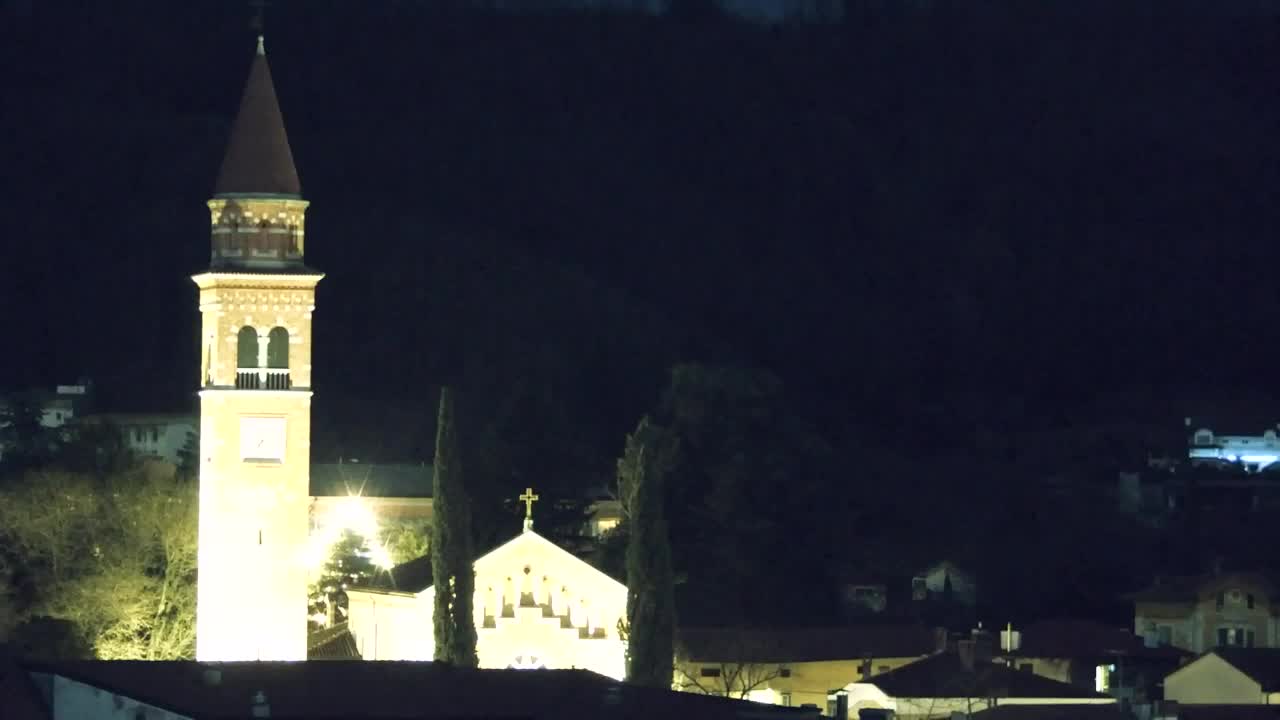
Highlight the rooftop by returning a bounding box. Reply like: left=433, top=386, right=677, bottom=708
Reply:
left=677, top=625, right=945, bottom=664
left=214, top=36, right=301, bottom=198
left=22, top=660, right=817, bottom=720
left=860, top=652, right=1109, bottom=699
left=1210, top=647, right=1280, bottom=692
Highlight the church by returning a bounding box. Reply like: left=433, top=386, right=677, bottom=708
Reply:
left=345, top=493, right=628, bottom=679
left=193, top=37, right=629, bottom=677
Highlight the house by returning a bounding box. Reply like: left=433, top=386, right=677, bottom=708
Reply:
left=0, top=381, right=92, bottom=461
left=839, top=644, right=1116, bottom=719
left=1128, top=572, right=1280, bottom=653
left=8, top=657, right=821, bottom=720
left=1185, top=416, right=1280, bottom=473
left=76, top=413, right=197, bottom=466
left=345, top=513, right=629, bottom=679
left=675, top=624, right=945, bottom=709
left=1163, top=647, right=1280, bottom=704
left=998, top=619, right=1189, bottom=701
left=914, top=561, right=978, bottom=607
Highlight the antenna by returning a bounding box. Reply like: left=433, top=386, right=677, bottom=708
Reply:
left=249, top=0, right=267, bottom=35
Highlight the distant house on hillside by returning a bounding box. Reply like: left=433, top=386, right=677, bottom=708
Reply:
left=77, top=412, right=197, bottom=466
left=1127, top=572, right=1280, bottom=653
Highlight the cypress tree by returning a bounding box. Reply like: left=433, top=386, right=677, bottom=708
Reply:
left=623, top=416, right=676, bottom=687
left=431, top=386, right=478, bottom=666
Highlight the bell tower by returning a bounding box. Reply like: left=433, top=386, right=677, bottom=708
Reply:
left=194, top=35, right=321, bottom=661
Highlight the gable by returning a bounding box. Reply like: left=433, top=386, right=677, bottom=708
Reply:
left=1165, top=652, right=1264, bottom=704
left=470, top=531, right=626, bottom=599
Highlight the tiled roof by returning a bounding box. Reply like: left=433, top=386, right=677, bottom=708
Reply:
left=1212, top=648, right=1280, bottom=691
left=863, top=653, right=1108, bottom=699
left=677, top=625, right=944, bottom=664
left=970, top=705, right=1128, bottom=720
left=306, top=624, right=360, bottom=660
left=1126, top=572, right=1276, bottom=604
left=309, top=463, right=433, bottom=498
left=22, top=660, right=818, bottom=720
left=1015, top=619, right=1190, bottom=661
left=1176, top=706, right=1280, bottom=720
left=358, top=554, right=434, bottom=594
left=214, top=38, right=301, bottom=198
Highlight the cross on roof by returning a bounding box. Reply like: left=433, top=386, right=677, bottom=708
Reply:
left=519, top=487, right=539, bottom=532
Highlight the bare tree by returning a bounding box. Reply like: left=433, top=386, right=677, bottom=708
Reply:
left=675, top=658, right=786, bottom=700
left=674, top=633, right=786, bottom=700
left=0, top=463, right=197, bottom=659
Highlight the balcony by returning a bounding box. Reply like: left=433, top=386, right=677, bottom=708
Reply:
left=236, top=368, right=291, bottom=390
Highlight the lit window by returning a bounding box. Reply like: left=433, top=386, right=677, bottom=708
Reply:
left=780, top=693, right=792, bottom=707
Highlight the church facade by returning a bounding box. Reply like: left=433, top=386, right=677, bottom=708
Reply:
left=346, top=516, right=628, bottom=680
left=194, top=36, right=320, bottom=661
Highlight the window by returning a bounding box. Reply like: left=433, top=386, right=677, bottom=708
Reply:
left=237, top=326, right=259, bottom=369
left=1217, top=592, right=1225, bottom=610
left=1019, top=663, right=1033, bottom=673
left=151, top=427, right=159, bottom=443
left=780, top=693, right=792, bottom=707
left=134, top=428, right=144, bottom=443
left=1218, top=627, right=1255, bottom=647
left=778, top=668, right=792, bottom=678
left=700, top=667, right=721, bottom=678
left=267, top=326, right=290, bottom=369
left=1157, top=625, right=1173, bottom=647
left=1248, top=593, right=1256, bottom=609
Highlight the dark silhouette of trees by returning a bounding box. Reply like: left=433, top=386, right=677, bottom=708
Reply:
left=431, top=387, right=478, bottom=667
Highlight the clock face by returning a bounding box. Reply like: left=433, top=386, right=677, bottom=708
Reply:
left=240, top=416, right=287, bottom=463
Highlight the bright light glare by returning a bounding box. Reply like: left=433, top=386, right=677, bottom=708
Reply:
left=305, top=493, right=398, bottom=623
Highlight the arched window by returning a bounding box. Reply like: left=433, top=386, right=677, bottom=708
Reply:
left=237, top=327, right=259, bottom=369
left=267, top=327, right=289, bottom=369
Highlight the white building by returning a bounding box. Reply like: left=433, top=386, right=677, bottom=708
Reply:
left=78, top=413, right=198, bottom=466
left=1186, top=417, right=1280, bottom=472
left=346, top=519, right=628, bottom=679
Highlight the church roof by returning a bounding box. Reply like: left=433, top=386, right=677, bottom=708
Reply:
left=214, top=36, right=301, bottom=198
left=310, top=462, right=433, bottom=498
left=351, top=529, right=625, bottom=598
left=362, top=554, right=434, bottom=594
left=20, top=660, right=818, bottom=720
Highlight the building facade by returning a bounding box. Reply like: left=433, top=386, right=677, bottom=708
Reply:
left=1130, top=574, right=1280, bottom=654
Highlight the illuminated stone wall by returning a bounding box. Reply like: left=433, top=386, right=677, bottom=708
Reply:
left=194, top=272, right=321, bottom=661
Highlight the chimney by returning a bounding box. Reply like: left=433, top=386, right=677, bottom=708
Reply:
left=958, top=639, right=977, bottom=672
left=251, top=690, right=270, bottom=718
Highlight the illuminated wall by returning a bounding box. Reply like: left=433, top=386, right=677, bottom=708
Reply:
left=347, top=529, right=628, bottom=679
left=194, top=271, right=321, bottom=661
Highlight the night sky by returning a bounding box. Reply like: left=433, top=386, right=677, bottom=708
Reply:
left=3, top=0, right=1279, bottom=459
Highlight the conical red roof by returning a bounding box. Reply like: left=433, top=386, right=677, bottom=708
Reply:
left=214, top=37, right=301, bottom=197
